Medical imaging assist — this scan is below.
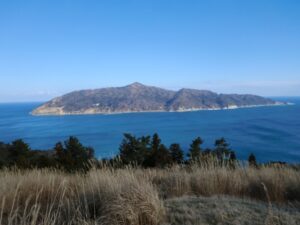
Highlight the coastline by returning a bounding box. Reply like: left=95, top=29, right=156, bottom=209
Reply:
left=31, top=102, right=291, bottom=116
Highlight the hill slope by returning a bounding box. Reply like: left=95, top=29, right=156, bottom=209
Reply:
left=32, top=82, right=283, bottom=115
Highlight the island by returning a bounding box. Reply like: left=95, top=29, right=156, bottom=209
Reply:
left=32, top=82, right=285, bottom=115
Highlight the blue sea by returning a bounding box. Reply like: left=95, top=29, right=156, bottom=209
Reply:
left=0, top=97, right=299, bottom=163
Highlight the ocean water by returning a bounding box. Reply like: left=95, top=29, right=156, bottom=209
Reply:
left=0, top=97, right=299, bottom=163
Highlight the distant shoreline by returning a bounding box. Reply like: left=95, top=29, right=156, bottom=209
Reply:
left=31, top=102, right=291, bottom=116
left=30, top=83, right=294, bottom=117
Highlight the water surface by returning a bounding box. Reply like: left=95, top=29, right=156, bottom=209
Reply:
left=0, top=97, right=299, bottom=162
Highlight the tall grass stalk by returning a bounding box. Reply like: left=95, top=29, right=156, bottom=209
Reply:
left=0, top=163, right=299, bottom=225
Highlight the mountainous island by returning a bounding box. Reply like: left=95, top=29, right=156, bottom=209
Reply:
left=32, top=82, right=284, bottom=115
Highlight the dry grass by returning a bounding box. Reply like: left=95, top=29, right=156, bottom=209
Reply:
left=164, top=196, right=300, bottom=225
left=0, top=165, right=299, bottom=225
left=0, top=168, right=164, bottom=225
left=147, top=165, right=300, bottom=202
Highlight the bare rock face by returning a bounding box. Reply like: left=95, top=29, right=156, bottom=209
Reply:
left=32, top=82, right=282, bottom=115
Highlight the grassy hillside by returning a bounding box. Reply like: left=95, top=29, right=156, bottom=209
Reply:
left=0, top=165, right=299, bottom=225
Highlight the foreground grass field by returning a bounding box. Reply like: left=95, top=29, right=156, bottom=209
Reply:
left=0, top=165, right=299, bottom=225
left=164, top=196, right=300, bottom=225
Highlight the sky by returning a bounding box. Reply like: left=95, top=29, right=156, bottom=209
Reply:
left=0, top=0, right=300, bottom=102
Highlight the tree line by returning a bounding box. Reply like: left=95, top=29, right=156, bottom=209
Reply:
left=0, top=133, right=261, bottom=171
left=117, top=133, right=241, bottom=168
left=0, top=137, right=94, bottom=172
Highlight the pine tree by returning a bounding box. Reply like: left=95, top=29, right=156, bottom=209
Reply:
left=145, top=133, right=171, bottom=168
left=214, top=137, right=231, bottom=162
left=229, top=151, right=237, bottom=169
left=151, top=133, right=161, bottom=152
left=155, top=144, right=172, bottom=167
left=59, top=136, right=95, bottom=172
left=229, top=151, right=237, bottom=160
left=9, top=139, right=31, bottom=168
left=248, top=153, right=257, bottom=168
left=119, top=133, right=150, bottom=166
left=187, top=137, right=203, bottom=162
left=169, top=143, right=184, bottom=164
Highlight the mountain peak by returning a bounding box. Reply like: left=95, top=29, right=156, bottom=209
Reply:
left=32, top=83, right=280, bottom=115
left=127, top=82, right=145, bottom=88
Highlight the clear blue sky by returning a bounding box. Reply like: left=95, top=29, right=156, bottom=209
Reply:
left=1, top=0, right=300, bottom=102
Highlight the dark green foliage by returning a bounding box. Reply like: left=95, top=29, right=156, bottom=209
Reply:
left=118, top=133, right=174, bottom=168
left=148, top=144, right=172, bottom=168
left=229, top=151, right=237, bottom=169
left=187, top=137, right=203, bottom=162
left=30, top=154, right=57, bottom=169
left=229, top=151, right=237, bottom=160
left=203, top=148, right=212, bottom=155
left=118, top=134, right=239, bottom=168
left=229, top=151, right=237, bottom=165
left=55, top=142, right=64, bottom=157
left=54, top=136, right=95, bottom=172
left=144, top=133, right=172, bottom=168
left=0, top=137, right=94, bottom=172
left=0, top=142, right=9, bottom=168
left=169, top=143, right=184, bottom=164
left=248, top=153, right=257, bottom=168
left=1, top=140, right=32, bottom=168
left=151, top=133, right=161, bottom=152
left=86, top=147, right=95, bottom=159
left=214, top=137, right=231, bottom=161
left=9, top=139, right=31, bottom=168
left=0, top=133, right=262, bottom=171
left=119, top=133, right=151, bottom=166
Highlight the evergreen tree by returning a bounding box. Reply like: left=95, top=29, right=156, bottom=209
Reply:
left=145, top=133, right=171, bottom=167
left=86, top=147, right=95, bottom=159
left=201, top=148, right=217, bottom=167
left=214, top=137, right=231, bottom=161
left=0, top=142, right=10, bottom=168
left=229, top=151, right=237, bottom=169
left=54, top=136, right=95, bottom=172
left=119, top=133, right=150, bottom=165
left=248, top=153, right=257, bottom=168
left=65, top=137, right=87, bottom=158
left=9, top=139, right=31, bottom=168
left=155, top=144, right=172, bottom=168
left=203, top=148, right=212, bottom=155
left=187, top=137, right=203, bottom=162
left=151, top=133, right=161, bottom=152
left=32, top=155, right=56, bottom=169
left=229, top=151, right=237, bottom=160
left=169, top=143, right=184, bottom=164
left=54, top=142, right=65, bottom=165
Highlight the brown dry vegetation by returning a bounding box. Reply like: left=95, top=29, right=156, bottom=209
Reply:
left=0, top=165, right=299, bottom=225
left=164, top=196, right=300, bottom=225
left=0, top=169, right=164, bottom=225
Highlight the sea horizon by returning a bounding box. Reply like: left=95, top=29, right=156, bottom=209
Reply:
left=1, top=95, right=299, bottom=104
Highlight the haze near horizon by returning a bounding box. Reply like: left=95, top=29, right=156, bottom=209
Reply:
left=0, top=0, right=300, bottom=102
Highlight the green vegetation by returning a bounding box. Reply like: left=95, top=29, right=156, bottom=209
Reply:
left=169, top=143, right=184, bottom=164
left=118, top=133, right=239, bottom=169
left=0, top=136, right=94, bottom=171
left=249, top=152, right=258, bottom=167
left=187, top=137, right=203, bottom=162
left=0, top=133, right=296, bottom=172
